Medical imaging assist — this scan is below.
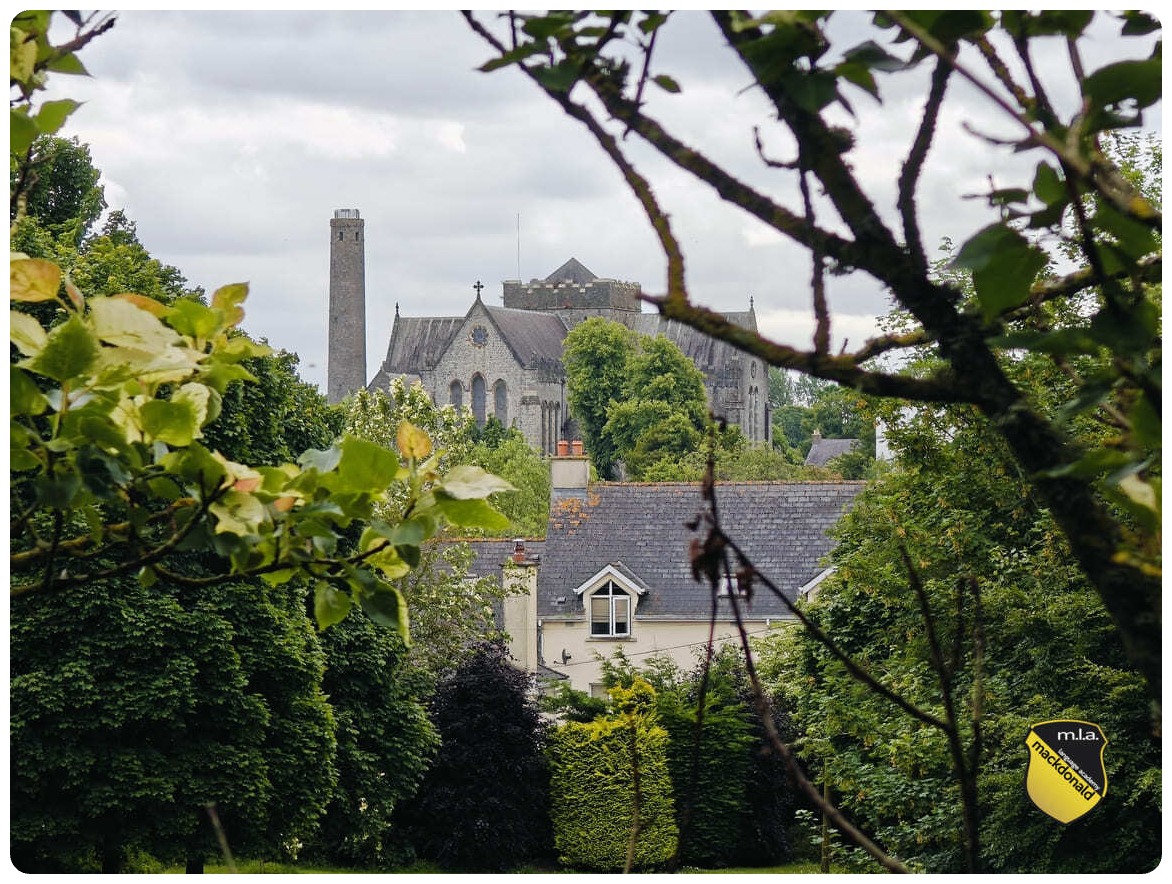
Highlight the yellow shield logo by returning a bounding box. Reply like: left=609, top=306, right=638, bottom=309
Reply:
left=1025, top=720, right=1107, bottom=823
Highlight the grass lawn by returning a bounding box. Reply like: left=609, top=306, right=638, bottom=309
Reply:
left=176, top=859, right=844, bottom=874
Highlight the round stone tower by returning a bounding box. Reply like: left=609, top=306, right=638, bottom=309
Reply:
left=327, top=208, right=366, bottom=403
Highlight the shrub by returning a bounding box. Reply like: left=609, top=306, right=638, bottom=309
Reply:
left=399, top=641, right=551, bottom=871
left=547, top=679, right=677, bottom=871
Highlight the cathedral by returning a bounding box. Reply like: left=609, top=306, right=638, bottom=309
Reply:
left=327, top=209, right=771, bottom=453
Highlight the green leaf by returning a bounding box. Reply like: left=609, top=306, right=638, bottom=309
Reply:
left=167, top=298, right=223, bottom=341
left=1041, top=447, right=1133, bottom=480
left=532, top=59, right=583, bottom=93
left=10, top=310, right=48, bottom=356
left=433, top=496, right=511, bottom=532
left=478, top=41, right=549, bottom=73
left=1091, top=203, right=1157, bottom=262
left=952, top=223, right=1047, bottom=319
left=89, top=295, right=182, bottom=350
left=9, top=108, right=37, bottom=156
left=34, top=99, right=81, bottom=136
left=437, top=464, right=516, bottom=499
left=10, top=366, right=48, bottom=416
left=77, top=414, right=128, bottom=453
left=10, top=258, right=62, bottom=302
left=1120, top=11, right=1161, bottom=36
left=335, top=434, right=401, bottom=492
left=652, top=74, right=681, bottom=94
left=35, top=471, right=82, bottom=508
left=1083, top=58, right=1162, bottom=111
left=208, top=490, right=270, bottom=537
left=298, top=444, right=342, bottom=474
left=639, top=12, right=668, bottom=34
left=358, top=582, right=410, bottom=642
left=45, top=51, right=88, bottom=75
left=314, top=580, right=353, bottom=630
left=140, top=397, right=200, bottom=447
left=211, top=282, right=248, bottom=327
left=1032, top=161, right=1067, bottom=205
left=21, top=314, right=99, bottom=382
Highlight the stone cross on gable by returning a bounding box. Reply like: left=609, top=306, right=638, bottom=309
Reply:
left=473, top=280, right=484, bottom=298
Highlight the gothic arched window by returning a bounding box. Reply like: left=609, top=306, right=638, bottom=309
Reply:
left=471, top=374, right=486, bottom=428
left=450, top=380, right=463, bottom=412
left=493, top=380, right=508, bottom=425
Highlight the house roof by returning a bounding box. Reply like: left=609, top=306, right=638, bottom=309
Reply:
left=805, top=437, right=861, bottom=467
left=537, top=481, right=864, bottom=619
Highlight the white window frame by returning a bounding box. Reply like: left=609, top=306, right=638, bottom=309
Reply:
left=574, top=565, right=647, bottom=640
left=589, top=581, right=632, bottom=638
left=716, top=574, right=749, bottom=599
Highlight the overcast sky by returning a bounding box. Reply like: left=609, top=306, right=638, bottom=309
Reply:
left=44, top=9, right=1160, bottom=394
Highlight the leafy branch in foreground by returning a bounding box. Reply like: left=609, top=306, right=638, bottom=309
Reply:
left=466, top=9, right=1161, bottom=701
left=10, top=257, right=513, bottom=635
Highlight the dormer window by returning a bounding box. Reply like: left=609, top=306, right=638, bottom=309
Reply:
left=716, top=574, right=749, bottom=599
left=590, top=582, right=631, bottom=637
left=574, top=563, right=648, bottom=640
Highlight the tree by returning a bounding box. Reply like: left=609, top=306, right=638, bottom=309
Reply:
left=466, top=426, right=550, bottom=537
left=304, top=611, right=437, bottom=869
left=757, top=398, right=1159, bottom=872
left=595, top=649, right=796, bottom=869
left=562, top=317, right=639, bottom=477
left=564, top=319, right=714, bottom=479
left=13, top=14, right=512, bottom=633
left=604, top=334, right=710, bottom=478
left=11, top=226, right=347, bottom=871
left=398, top=641, right=552, bottom=871
left=10, top=573, right=338, bottom=873
left=9, top=134, right=105, bottom=247
left=465, top=9, right=1161, bottom=707
left=395, top=543, right=516, bottom=685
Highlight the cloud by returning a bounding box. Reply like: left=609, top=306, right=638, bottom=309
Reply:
left=35, top=9, right=1158, bottom=399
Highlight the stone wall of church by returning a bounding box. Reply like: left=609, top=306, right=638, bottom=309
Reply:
left=428, top=310, right=567, bottom=454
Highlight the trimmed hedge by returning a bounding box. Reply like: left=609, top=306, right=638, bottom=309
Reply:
left=547, top=682, right=677, bottom=871
left=658, top=694, right=755, bottom=867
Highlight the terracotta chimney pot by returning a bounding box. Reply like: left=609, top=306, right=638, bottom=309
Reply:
left=571, top=439, right=584, bottom=456
left=556, top=440, right=570, bottom=456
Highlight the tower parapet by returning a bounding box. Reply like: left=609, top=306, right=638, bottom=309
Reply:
left=502, top=256, right=640, bottom=314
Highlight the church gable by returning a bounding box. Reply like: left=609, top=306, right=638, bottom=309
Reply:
left=483, top=305, right=567, bottom=370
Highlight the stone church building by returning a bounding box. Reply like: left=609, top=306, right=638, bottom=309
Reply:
left=328, top=209, right=771, bottom=453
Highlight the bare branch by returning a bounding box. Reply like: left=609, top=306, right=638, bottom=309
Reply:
left=642, top=292, right=969, bottom=403
left=885, top=11, right=1160, bottom=230
left=898, top=58, right=952, bottom=273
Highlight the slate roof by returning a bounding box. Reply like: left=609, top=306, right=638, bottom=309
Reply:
left=545, top=257, right=597, bottom=284
left=630, top=311, right=757, bottom=374
left=453, top=537, right=546, bottom=580
left=805, top=437, right=861, bottom=467
left=483, top=305, right=568, bottom=368
left=537, top=482, right=864, bottom=620
left=378, top=315, right=463, bottom=376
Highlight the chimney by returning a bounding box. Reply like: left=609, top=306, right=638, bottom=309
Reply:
left=551, top=439, right=589, bottom=502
